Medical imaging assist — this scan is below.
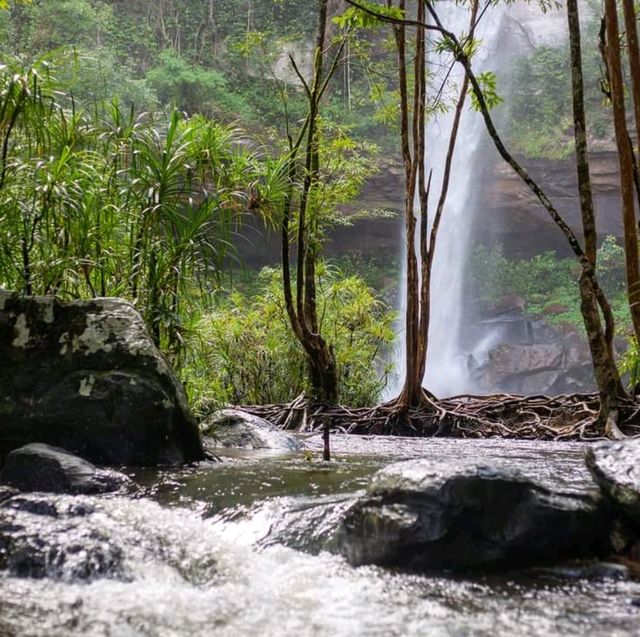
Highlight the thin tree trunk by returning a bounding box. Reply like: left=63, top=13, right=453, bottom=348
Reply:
left=622, top=0, right=640, bottom=157
left=279, top=0, right=340, bottom=457
left=568, top=0, right=625, bottom=428
left=20, top=234, right=32, bottom=295
left=299, top=0, right=328, bottom=337
left=418, top=0, right=478, bottom=381
left=568, top=0, right=597, bottom=266
left=392, top=0, right=423, bottom=410
left=604, top=0, right=640, bottom=348
left=621, top=0, right=640, bottom=217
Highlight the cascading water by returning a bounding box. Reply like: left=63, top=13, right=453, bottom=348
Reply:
left=388, top=2, right=508, bottom=398
left=2, top=442, right=640, bottom=636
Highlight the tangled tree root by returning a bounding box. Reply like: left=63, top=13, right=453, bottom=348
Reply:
left=240, top=392, right=640, bottom=441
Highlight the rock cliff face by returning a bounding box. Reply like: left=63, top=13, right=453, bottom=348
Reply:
left=475, top=150, right=623, bottom=258
left=238, top=149, right=623, bottom=265
left=338, top=148, right=624, bottom=259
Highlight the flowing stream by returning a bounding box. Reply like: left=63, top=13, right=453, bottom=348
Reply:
left=1, top=437, right=639, bottom=637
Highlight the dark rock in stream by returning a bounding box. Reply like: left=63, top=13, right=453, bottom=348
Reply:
left=334, top=458, right=616, bottom=572
left=0, top=291, right=204, bottom=466
left=586, top=439, right=640, bottom=529
left=0, top=494, right=126, bottom=581
left=201, top=409, right=305, bottom=452
left=1, top=444, right=133, bottom=495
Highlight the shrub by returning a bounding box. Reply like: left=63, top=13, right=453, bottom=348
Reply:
left=180, top=266, right=396, bottom=417
left=147, top=50, right=252, bottom=119
left=467, top=238, right=628, bottom=332
left=597, top=235, right=626, bottom=297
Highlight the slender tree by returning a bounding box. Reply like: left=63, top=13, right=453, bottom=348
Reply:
left=567, top=0, right=626, bottom=434
left=621, top=0, right=640, bottom=244
left=343, top=0, right=626, bottom=432
left=279, top=0, right=348, bottom=458
left=603, top=0, right=640, bottom=350
left=622, top=0, right=640, bottom=155
left=343, top=0, right=479, bottom=415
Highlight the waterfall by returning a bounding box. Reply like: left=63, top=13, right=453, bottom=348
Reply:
left=387, top=1, right=508, bottom=399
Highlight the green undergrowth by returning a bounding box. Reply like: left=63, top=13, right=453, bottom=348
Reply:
left=506, top=18, right=613, bottom=160
left=180, top=265, right=396, bottom=419
left=468, top=237, right=629, bottom=334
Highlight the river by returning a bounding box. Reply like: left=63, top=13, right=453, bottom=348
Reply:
left=1, top=437, right=639, bottom=636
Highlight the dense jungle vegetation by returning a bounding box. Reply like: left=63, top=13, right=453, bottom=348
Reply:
left=0, top=0, right=637, bottom=418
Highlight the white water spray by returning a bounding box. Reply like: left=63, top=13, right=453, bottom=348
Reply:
left=388, top=1, right=507, bottom=399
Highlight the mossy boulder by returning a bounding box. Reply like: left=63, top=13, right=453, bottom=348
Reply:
left=0, top=291, right=203, bottom=466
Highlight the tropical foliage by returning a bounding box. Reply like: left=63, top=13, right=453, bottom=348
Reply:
left=182, top=267, right=396, bottom=415
left=0, top=56, right=252, bottom=358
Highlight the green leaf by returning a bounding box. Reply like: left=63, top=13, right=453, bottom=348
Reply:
left=471, top=71, right=504, bottom=111
left=333, top=2, right=404, bottom=30
left=0, top=0, right=32, bottom=8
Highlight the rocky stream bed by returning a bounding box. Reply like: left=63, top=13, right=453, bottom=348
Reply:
left=1, top=436, right=640, bottom=637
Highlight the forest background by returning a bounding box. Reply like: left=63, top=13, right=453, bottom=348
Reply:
left=0, top=0, right=632, bottom=416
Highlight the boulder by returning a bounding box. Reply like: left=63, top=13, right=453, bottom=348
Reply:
left=487, top=343, right=564, bottom=377
left=519, top=370, right=561, bottom=394
left=335, top=458, right=613, bottom=572
left=201, top=409, right=305, bottom=451
left=470, top=301, right=596, bottom=396
left=477, top=337, right=596, bottom=395
left=486, top=294, right=526, bottom=315
left=586, top=439, right=640, bottom=528
left=0, top=494, right=125, bottom=581
left=0, top=292, right=204, bottom=466
left=1, top=444, right=133, bottom=495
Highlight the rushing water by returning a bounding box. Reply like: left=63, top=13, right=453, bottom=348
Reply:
left=1, top=436, right=640, bottom=637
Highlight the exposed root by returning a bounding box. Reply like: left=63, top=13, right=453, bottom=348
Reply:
left=239, top=391, right=640, bottom=442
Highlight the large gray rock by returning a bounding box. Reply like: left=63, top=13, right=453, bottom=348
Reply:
left=473, top=329, right=595, bottom=395
left=487, top=343, right=564, bottom=378
left=1, top=444, right=133, bottom=495
left=519, top=370, right=562, bottom=394
left=0, top=292, right=204, bottom=466
left=587, top=439, right=640, bottom=528
left=202, top=409, right=305, bottom=451
left=335, top=458, right=614, bottom=572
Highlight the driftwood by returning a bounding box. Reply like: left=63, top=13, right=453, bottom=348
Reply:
left=238, top=392, right=640, bottom=442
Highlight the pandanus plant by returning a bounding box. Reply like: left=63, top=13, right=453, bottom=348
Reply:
left=0, top=53, right=250, bottom=363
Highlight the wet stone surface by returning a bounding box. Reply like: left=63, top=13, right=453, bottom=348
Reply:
left=201, top=408, right=305, bottom=452
left=335, top=457, right=614, bottom=571
left=1, top=443, right=134, bottom=495
left=587, top=438, right=640, bottom=528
